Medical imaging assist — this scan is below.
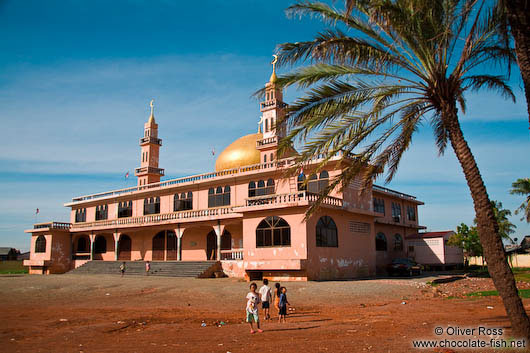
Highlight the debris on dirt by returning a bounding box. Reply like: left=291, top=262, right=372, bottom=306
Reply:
left=487, top=306, right=494, bottom=310
left=105, top=293, right=110, bottom=296
left=201, top=322, right=207, bottom=327
left=116, top=321, right=125, bottom=324
left=59, top=319, right=68, bottom=322
left=401, top=301, right=406, bottom=305
left=359, top=303, right=366, bottom=308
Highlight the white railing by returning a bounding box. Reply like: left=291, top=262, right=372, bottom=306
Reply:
left=372, top=185, right=417, bottom=200
left=34, top=221, right=72, bottom=230
left=71, top=206, right=235, bottom=229
left=245, top=191, right=343, bottom=208
left=220, top=249, right=244, bottom=260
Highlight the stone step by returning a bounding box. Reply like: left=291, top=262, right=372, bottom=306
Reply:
left=70, top=261, right=221, bottom=278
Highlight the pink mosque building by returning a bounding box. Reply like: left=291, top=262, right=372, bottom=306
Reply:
left=24, top=63, right=425, bottom=280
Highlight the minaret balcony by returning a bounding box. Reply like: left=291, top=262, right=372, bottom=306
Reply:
left=260, top=100, right=287, bottom=112
left=256, top=136, right=278, bottom=148
left=139, top=136, right=162, bottom=146
left=134, top=166, right=165, bottom=176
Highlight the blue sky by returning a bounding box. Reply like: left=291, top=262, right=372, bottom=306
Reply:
left=1, top=0, right=529, bottom=251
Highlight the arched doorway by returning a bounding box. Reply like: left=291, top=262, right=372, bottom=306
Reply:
left=118, top=234, right=132, bottom=260
left=221, top=230, right=232, bottom=250
left=206, top=231, right=217, bottom=260
left=152, top=232, right=165, bottom=260
left=94, top=235, right=107, bottom=260
left=167, top=231, right=177, bottom=260
left=76, top=236, right=90, bottom=253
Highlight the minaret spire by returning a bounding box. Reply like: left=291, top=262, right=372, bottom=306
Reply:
left=148, top=99, right=155, bottom=124
left=135, top=100, right=164, bottom=187
left=269, top=54, right=278, bottom=83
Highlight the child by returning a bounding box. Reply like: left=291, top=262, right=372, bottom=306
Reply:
left=145, top=261, right=151, bottom=276
left=245, top=282, right=263, bottom=334
left=273, top=282, right=281, bottom=316
left=258, top=279, right=272, bottom=320
left=278, top=286, right=290, bottom=323
left=120, top=262, right=126, bottom=277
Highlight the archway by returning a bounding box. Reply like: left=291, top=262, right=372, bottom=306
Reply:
left=152, top=232, right=165, bottom=260
left=221, top=230, right=232, bottom=250
left=206, top=231, right=217, bottom=260
left=94, top=235, right=107, bottom=260
left=118, top=234, right=132, bottom=260
left=166, top=231, right=177, bottom=260
left=76, top=235, right=90, bottom=253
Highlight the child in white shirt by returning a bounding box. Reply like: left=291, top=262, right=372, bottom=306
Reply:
left=246, top=282, right=263, bottom=333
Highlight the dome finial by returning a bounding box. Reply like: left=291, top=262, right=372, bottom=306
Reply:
left=148, top=99, right=155, bottom=124
left=269, top=55, right=278, bottom=83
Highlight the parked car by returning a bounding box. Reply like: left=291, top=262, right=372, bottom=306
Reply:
left=387, top=258, right=423, bottom=276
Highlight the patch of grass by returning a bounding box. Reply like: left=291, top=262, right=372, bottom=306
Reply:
left=465, top=289, right=530, bottom=299
left=426, top=281, right=439, bottom=287
left=0, top=261, right=26, bottom=274
left=0, top=269, right=28, bottom=274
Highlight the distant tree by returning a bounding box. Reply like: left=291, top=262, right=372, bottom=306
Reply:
left=510, top=178, right=530, bottom=223
left=448, top=223, right=483, bottom=266
left=490, top=200, right=517, bottom=243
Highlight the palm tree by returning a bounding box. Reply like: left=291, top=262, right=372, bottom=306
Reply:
left=271, top=0, right=530, bottom=338
left=510, top=178, right=530, bottom=222
left=490, top=200, right=517, bottom=242
left=496, top=0, right=530, bottom=128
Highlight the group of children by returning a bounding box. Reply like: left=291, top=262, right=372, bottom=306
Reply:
left=245, top=279, right=290, bottom=334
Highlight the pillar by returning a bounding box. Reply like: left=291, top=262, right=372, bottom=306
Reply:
left=213, top=221, right=225, bottom=261
left=175, top=225, right=185, bottom=261
left=113, top=231, right=120, bottom=261
left=89, top=233, right=96, bottom=261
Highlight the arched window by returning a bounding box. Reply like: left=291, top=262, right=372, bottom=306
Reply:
left=264, top=154, right=267, bottom=163
left=75, top=208, right=86, bottom=223
left=256, top=216, right=291, bottom=247
left=35, top=235, right=46, bottom=253
left=307, top=174, right=318, bottom=193
left=297, top=173, right=306, bottom=191
left=394, top=234, right=403, bottom=251
left=248, top=181, right=256, bottom=197
left=208, top=186, right=231, bottom=207
left=77, top=237, right=89, bottom=252
left=319, top=170, right=329, bottom=191
left=174, top=191, right=193, bottom=211
left=96, top=204, right=108, bottom=221
left=221, top=230, right=232, bottom=250
left=266, top=179, right=275, bottom=195
left=118, top=201, right=132, bottom=218
left=144, top=197, right=160, bottom=215
left=265, top=119, right=269, bottom=132
left=94, top=235, right=107, bottom=253
left=270, top=152, right=274, bottom=161
left=376, top=232, right=387, bottom=251
left=316, top=216, right=338, bottom=247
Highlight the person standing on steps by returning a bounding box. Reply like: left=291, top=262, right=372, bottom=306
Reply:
left=145, top=261, right=151, bottom=276
left=120, top=262, right=126, bottom=277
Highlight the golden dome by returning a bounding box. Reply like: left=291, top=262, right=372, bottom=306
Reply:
left=215, top=133, right=262, bottom=171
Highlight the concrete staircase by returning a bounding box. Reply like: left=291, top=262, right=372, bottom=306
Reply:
left=70, top=261, right=221, bottom=278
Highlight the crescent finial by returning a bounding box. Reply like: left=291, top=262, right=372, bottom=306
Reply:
left=150, top=99, right=155, bottom=116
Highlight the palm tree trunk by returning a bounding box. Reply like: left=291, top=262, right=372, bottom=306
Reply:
left=505, top=0, right=530, bottom=129
left=443, top=103, right=530, bottom=339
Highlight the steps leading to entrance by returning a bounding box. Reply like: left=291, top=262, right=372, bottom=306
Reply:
left=70, top=261, right=221, bottom=278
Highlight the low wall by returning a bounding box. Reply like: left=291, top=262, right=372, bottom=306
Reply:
left=469, top=254, right=530, bottom=267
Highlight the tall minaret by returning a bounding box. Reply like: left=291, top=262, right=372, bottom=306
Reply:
left=256, top=55, right=286, bottom=163
left=135, top=99, right=164, bottom=186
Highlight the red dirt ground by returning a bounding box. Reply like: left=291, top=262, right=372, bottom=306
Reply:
left=0, top=274, right=529, bottom=353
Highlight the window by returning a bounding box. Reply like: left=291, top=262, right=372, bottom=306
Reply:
left=373, top=198, right=385, bottom=214
left=75, top=208, right=86, bottom=223
left=256, top=216, right=291, bottom=247
left=376, top=232, right=387, bottom=251
left=394, top=234, right=403, bottom=251
left=95, top=205, right=108, bottom=221
left=118, top=201, right=133, bottom=218
left=265, top=119, right=269, bottom=132
left=35, top=235, right=46, bottom=253
left=208, top=186, right=231, bottom=207
left=249, top=179, right=275, bottom=197
left=297, top=173, right=306, bottom=191
left=94, top=235, right=107, bottom=253
left=144, top=197, right=160, bottom=215
left=307, top=171, right=329, bottom=194
left=391, top=202, right=402, bottom=222
left=407, top=205, right=416, bottom=221
left=264, top=154, right=267, bottom=163
left=316, top=216, right=338, bottom=247
left=174, top=192, right=193, bottom=211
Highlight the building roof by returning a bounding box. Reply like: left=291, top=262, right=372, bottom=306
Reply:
left=0, top=247, right=16, bottom=255
left=406, top=231, right=455, bottom=240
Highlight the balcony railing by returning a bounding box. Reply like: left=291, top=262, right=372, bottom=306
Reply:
left=245, top=191, right=343, bottom=208
left=220, top=249, right=244, bottom=260
left=70, top=206, right=236, bottom=230
left=372, top=185, right=417, bottom=201
left=139, top=136, right=162, bottom=145
left=34, top=222, right=72, bottom=230
left=134, top=167, right=165, bottom=176
left=69, top=152, right=356, bottom=204
left=256, top=136, right=278, bottom=147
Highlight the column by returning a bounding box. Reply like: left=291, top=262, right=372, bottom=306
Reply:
left=175, top=225, right=185, bottom=261
left=164, top=230, right=168, bottom=261
left=89, top=233, right=96, bottom=261
left=213, top=221, right=225, bottom=261
left=113, top=231, right=120, bottom=261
